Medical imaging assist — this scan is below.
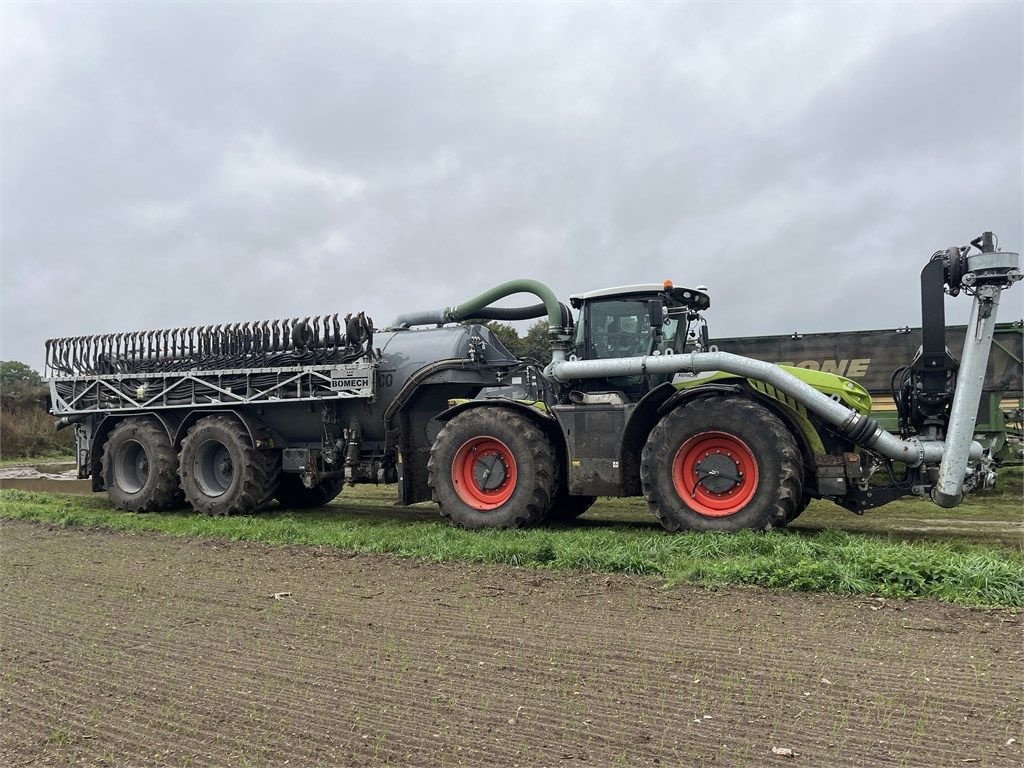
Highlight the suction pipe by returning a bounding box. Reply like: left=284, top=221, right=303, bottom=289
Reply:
left=547, top=349, right=979, bottom=469
left=389, top=279, right=567, bottom=339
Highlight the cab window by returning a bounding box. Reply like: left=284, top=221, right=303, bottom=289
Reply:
left=585, top=299, right=651, bottom=359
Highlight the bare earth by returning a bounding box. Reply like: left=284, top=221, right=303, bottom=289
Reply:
left=1, top=521, right=1020, bottom=767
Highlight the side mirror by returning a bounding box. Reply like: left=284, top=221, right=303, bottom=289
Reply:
left=648, top=302, right=664, bottom=328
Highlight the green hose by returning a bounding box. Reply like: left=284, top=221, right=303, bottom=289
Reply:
left=448, top=279, right=565, bottom=333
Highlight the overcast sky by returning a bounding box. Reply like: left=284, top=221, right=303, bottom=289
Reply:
left=2, top=1, right=1021, bottom=370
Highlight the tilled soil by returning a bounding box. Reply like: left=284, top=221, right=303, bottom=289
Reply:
left=1, top=520, right=1020, bottom=767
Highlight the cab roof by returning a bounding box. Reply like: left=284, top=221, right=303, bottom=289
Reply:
left=569, top=284, right=710, bottom=310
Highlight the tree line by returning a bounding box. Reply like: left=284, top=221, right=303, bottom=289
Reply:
left=1, top=361, right=74, bottom=458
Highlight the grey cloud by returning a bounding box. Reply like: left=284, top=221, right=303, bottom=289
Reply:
left=2, top=1, right=1021, bottom=370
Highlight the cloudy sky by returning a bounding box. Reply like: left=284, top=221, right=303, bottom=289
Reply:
left=2, top=1, right=1021, bottom=370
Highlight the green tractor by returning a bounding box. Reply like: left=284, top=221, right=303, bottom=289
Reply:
left=410, top=233, right=1019, bottom=531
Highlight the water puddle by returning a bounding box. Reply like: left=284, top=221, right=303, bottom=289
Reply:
left=0, top=462, right=92, bottom=494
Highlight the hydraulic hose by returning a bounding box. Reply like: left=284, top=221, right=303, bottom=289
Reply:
left=547, top=350, right=983, bottom=469
left=389, top=279, right=567, bottom=335
left=463, top=302, right=572, bottom=327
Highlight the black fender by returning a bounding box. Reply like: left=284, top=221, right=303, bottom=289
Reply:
left=89, top=411, right=182, bottom=492
left=434, top=398, right=566, bottom=467
left=435, top=397, right=558, bottom=434
left=173, top=408, right=278, bottom=450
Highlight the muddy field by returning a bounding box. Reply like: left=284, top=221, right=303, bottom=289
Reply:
left=1, top=521, right=1021, bottom=767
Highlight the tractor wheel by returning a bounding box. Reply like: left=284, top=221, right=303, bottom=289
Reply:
left=547, top=491, right=597, bottom=522
left=427, top=408, right=556, bottom=529
left=640, top=396, right=803, bottom=532
left=784, top=493, right=813, bottom=525
left=102, top=417, right=183, bottom=512
left=179, top=415, right=281, bottom=516
left=275, top=474, right=344, bottom=509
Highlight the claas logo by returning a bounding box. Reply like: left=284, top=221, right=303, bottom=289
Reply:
left=775, top=359, right=871, bottom=377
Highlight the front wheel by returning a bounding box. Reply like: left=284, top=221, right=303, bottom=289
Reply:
left=640, top=396, right=803, bottom=532
left=427, top=408, right=556, bottom=529
left=783, top=492, right=814, bottom=525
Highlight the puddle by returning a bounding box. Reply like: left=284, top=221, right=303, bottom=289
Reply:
left=0, top=465, right=79, bottom=481
left=29, top=462, right=76, bottom=473
left=0, top=462, right=92, bottom=494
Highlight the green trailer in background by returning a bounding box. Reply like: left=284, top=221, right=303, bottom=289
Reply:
left=713, top=321, right=1023, bottom=464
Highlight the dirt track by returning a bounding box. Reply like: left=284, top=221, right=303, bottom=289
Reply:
left=1, top=520, right=1021, bottom=767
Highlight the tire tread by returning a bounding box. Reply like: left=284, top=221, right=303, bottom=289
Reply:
left=101, top=417, right=183, bottom=512
left=179, top=415, right=280, bottom=516
left=641, top=396, right=803, bottom=532
left=427, top=408, right=556, bottom=529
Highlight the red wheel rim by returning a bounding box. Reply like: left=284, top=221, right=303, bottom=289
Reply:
left=672, top=431, right=759, bottom=517
left=451, top=436, right=518, bottom=511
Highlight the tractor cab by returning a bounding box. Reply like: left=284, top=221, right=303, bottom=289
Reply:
left=568, top=282, right=711, bottom=398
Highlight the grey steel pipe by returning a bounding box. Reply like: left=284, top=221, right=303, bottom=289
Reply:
left=547, top=350, right=982, bottom=468
left=932, top=287, right=1003, bottom=507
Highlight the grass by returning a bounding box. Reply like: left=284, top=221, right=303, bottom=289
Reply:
left=586, top=482, right=1024, bottom=551
left=1, top=482, right=1021, bottom=608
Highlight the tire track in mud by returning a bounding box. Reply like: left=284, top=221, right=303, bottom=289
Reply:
left=1, top=520, right=1021, bottom=767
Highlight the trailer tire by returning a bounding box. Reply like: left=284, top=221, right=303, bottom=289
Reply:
left=641, top=396, right=803, bottom=532
left=428, top=408, right=556, bottom=529
left=275, top=475, right=344, bottom=509
left=179, top=415, right=281, bottom=516
left=547, top=492, right=597, bottom=522
left=102, top=418, right=184, bottom=512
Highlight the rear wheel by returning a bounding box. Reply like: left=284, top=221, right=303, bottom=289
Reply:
left=547, top=491, right=597, bottom=522
left=640, top=396, right=803, bottom=532
left=275, top=475, right=344, bottom=509
left=102, top=418, right=183, bottom=512
left=179, top=415, right=280, bottom=516
left=428, top=408, right=556, bottom=529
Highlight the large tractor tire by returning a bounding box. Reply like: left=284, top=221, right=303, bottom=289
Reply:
left=547, top=491, right=597, bottom=522
left=275, top=474, right=344, bottom=509
left=428, top=408, right=556, bottom=529
left=640, top=396, right=803, bottom=532
left=784, top=493, right=814, bottom=525
left=101, top=417, right=183, bottom=512
left=179, top=415, right=281, bottom=516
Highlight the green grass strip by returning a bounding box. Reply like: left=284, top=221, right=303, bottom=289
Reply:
left=2, top=488, right=1021, bottom=608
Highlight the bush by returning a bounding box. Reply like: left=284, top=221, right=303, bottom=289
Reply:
left=1, top=362, right=74, bottom=459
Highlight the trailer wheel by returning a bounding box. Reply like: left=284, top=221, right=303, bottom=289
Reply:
left=102, top=418, right=183, bottom=512
left=179, top=415, right=281, bottom=516
left=641, top=396, right=803, bottom=532
left=547, top=492, right=597, bottom=522
left=274, top=475, right=344, bottom=509
left=428, top=408, right=556, bottom=529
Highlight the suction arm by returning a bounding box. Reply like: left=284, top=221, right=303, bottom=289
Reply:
left=388, top=279, right=569, bottom=340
